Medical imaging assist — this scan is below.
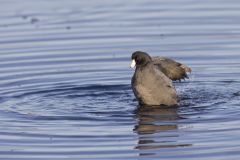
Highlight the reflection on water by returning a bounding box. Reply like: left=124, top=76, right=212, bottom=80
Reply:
left=135, top=106, right=179, bottom=134
left=134, top=106, right=191, bottom=156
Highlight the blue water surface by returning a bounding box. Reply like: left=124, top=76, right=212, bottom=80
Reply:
left=0, top=0, right=240, bottom=159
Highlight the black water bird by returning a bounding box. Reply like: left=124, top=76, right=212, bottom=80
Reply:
left=130, top=51, right=191, bottom=106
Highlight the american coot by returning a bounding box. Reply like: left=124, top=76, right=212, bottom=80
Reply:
left=130, top=51, right=191, bottom=106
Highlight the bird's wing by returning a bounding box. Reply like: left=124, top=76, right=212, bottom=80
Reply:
left=152, top=56, right=192, bottom=81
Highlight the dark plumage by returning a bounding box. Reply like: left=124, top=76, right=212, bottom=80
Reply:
left=152, top=57, right=191, bottom=81
left=130, top=51, right=191, bottom=106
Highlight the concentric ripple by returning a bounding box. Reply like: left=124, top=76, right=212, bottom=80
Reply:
left=0, top=0, right=240, bottom=159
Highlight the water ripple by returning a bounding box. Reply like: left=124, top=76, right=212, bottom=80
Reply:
left=0, top=0, right=240, bottom=159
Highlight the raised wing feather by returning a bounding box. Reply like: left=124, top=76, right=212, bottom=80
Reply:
left=152, top=57, right=191, bottom=81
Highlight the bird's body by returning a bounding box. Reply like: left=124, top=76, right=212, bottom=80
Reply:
left=131, top=62, right=178, bottom=106
left=130, top=51, right=191, bottom=106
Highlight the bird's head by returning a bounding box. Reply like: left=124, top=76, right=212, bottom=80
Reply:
left=130, top=51, right=152, bottom=68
